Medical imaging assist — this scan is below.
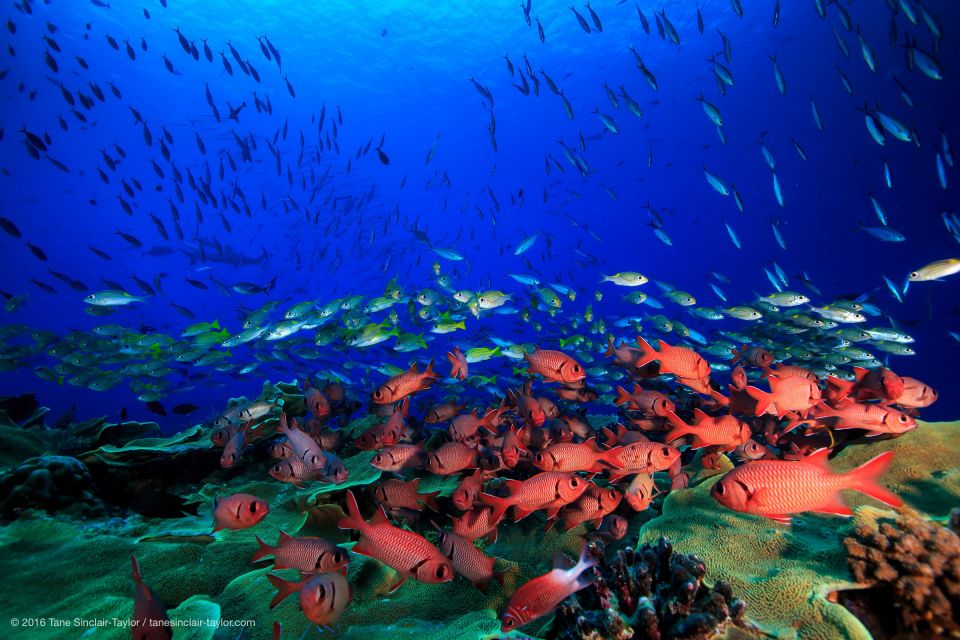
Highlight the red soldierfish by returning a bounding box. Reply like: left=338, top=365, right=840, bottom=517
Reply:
left=436, top=528, right=505, bottom=593
left=252, top=531, right=349, bottom=574
left=131, top=556, right=171, bottom=639
left=371, top=361, right=439, bottom=404
left=746, top=374, right=821, bottom=417
left=605, top=336, right=642, bottom=370
left=665, top=409, right=751, bottom=451
left=278, top=413, right=323, bottom=460
left=523, top=347, right=586, bottom=384
left=624, top=473, right=659, bottom=511
left=532, top=438, right=623, bottom=473
left=446, top=346, right=468, bottom=380
left=811, top=400, right=917, bottom=436
left=370, top=443, right=425, bottom=472
left=601, top=436, right=680, bottom=482
left=634, top=336, right=712, bottom=393
left=558, top=483, right=622, bottom=530
left=499, top=544, right=597, bottom=632
left=267, top=571, right=351, bottom=626
left=826, top=366, right=904, bottom=403
left=424, top=401, right=466, bottom=424
left=371, top=478, right=440, bottom=512
left=451, top=505, right=500, bottom=542
left=499, top=426, right=528, bottom=468
left=212, top=493, right=269, bottom=532
left=480, top=471, right=589, bottom=522
left=762, top=363, right=818, bottom=382
left=452, top=469, right=485, bottom=511
left=614, top=384, right=675, bottom=416
left=449, top=409, right=500, bottom=442
left=304, top=379, right=330, bottom=418
left=894, top=377, right=937, bottom=408
left=730, top=344, right=773, bottom=368
left=711, top=449, right=903, bottom=523
left=338, top=490, right=452, bottom=590
left=427, top=442, right=478, bottom=475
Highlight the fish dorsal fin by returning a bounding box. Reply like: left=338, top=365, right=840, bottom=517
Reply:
left=407, top=362, right=419, bottom=374
left=504, top=479, right=523, bottom=494
left=692, top=408, right=709, bottom=424
left=616, top=424, right=628, bottom=437
left=552, top=551, right=575, bottom=571
left=409, top=478, right=420, bottom=490
left=656, top=339, right=670, bottom=351
left=852, top=366, right=869, bottom=382
left=370, top=504, right=390, bottom=526
left=278, top=530, right=292, bottom=544
left=601, top=426, right=616, bottom=443
left=803, top=448, right=833, bottom=471
left=768, top=375, right=780, bottom=391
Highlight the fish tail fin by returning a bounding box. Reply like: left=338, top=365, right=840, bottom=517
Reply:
left=572, top=544, right=598, bottom=588
left=479, top=492, right=511, bottom=524
left=730, top=346, right=743, bottom=365
left=446, top=350, right=462, bottom=378
left=847, top=451, right=903, bottom=508
left=423, top=359, right=439, bottom=380
left=211, top=319, right=220, bottom=329
left=337, top=490, right=366, bottom=532
left=251, top=535, right=273, bottom=562
left=266, top=572, right=300, bottom=609
left=604, top=335, right=616, bottom=357
left=664, top=410, right=690, bottom=443
left=745, top=386, right=772, bottom=416
left=634, top=335, right=657, bottom=366
left=614, top=385, right=633, bottom=407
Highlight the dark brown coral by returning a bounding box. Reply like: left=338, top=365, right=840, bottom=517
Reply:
left=547, top=537, right=750, bottom=640
left=844, top=510, right=960, bottom=637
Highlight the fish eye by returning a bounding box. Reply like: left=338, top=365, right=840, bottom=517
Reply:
left=899, top=415, right=908, bottom=423
left=910, top=272, right=919, bottom=278
left=317, top=585, right=326, bottom=599
left=572, top=364, right=581, bottom=372
left=249, top=502, right=258, bottom=513
left=661, top=447, right=671, bottom=456
left=435, top=565, right=448, bottom=579
left=715, top=482, right=725, bottom=495
left=570, top=478, right=580, bottom=487
left=334, top=551, right=345, bottom=563
left=503, top=616, right=516, bottom=630
left=374, top=454, right=383, bottom=463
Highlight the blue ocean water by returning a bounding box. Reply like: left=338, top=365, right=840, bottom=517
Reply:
left=0, top=0, right=957, bottom=429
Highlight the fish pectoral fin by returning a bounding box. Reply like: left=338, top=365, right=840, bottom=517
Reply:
left=350, top=538, right=376, bottom=558
left=387, top=576, right=407, bottom=593
left=765, top=514, right=793, bottom=525
left=814, top=496, right=854, bottom=518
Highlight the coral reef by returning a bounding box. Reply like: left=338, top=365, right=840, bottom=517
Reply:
left=546, top=537, right=752, bottom=640
left=844, top=509, right=960, bottom=637
left=0, top=455, right=106, bottom=518
left=638, top=420, right=960, bottom=640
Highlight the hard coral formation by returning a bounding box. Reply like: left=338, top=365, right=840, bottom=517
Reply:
left=0, top=455, right=106, bottom=518
left=547, top=537, right=750, bottom=640
left=844, top=509, right=960, bottom=637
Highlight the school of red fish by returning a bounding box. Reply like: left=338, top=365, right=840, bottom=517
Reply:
left=132, top=339, right=935, bottom=634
